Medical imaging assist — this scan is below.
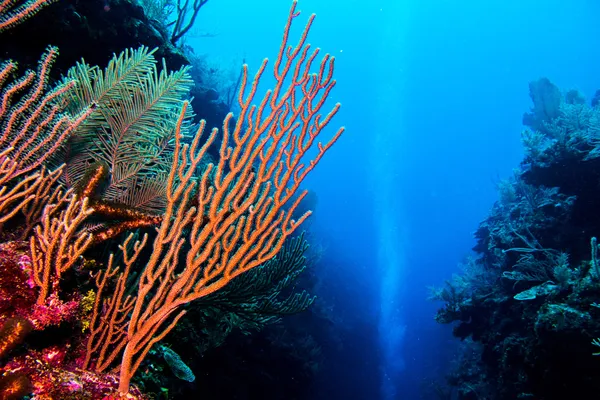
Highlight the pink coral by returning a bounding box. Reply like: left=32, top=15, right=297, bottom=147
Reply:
left=3, top=352, right=148, bottom=399
left=41, top=345, right=67, bottom=367
left=0, top=241, right=36, bottom=323
left=29, top=293, right=80, bottom=330
left=65, top=378, right=83, bottom=392
left=17, top=254, right=35, bottom=288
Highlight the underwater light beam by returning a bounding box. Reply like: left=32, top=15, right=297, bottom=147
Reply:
left=369, top=2, right=413, bottom=399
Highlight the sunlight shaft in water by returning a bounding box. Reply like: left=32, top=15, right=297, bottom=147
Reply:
left=370, top=1, right=413, bottom=399
left=375, top=203, right=407, bottom=400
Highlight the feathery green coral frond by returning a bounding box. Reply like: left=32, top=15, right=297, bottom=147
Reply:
left=198, top=232, right=316, bottom=325
left=173, top=232, right=316, bottom=357
left=65, top=46, right=157, bottom=115
left=61, top=46, right=194, bottom=213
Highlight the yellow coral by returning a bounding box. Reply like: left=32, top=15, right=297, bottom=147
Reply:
left=79, top=290, right=96, bottom=332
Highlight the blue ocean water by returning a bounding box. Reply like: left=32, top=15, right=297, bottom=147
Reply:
left=190, top=0, right=600, bottom=398
left=2, top=0, right=600, bottom=398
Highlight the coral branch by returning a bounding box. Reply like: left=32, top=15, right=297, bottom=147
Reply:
left=0, top=48, right=92, bottom=225
left=86, top=1, right=344, bottom=393
left=19, top=165, right=68, bottom=238
left=30, top=195, right=94, bottom=304
left=84, top=233, right=146, bottom=373
left=0, top=0, right=57, bottom=32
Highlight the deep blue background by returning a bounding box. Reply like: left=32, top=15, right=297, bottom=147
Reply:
left=190, top=1, right=600, bottom=398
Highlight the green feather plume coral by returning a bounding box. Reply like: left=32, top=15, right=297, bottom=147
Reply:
left=61, top=46, right=194, bottom=213
left=173, top=232, right=317, bottom=356
left=198, top=232, right=316, bottom=329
